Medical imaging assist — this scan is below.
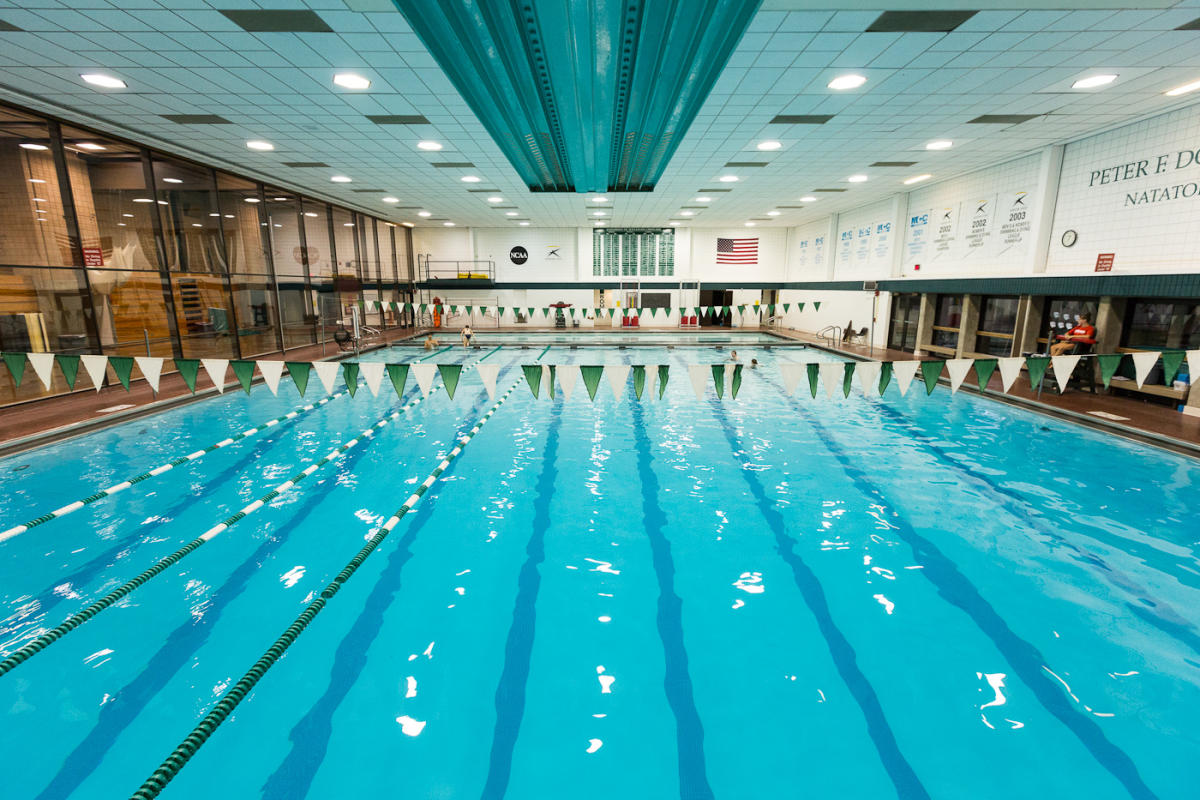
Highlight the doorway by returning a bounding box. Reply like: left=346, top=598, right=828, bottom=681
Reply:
left=887, top=293, right=920, bottom=352
left=700, top=289, right=733, bottom=327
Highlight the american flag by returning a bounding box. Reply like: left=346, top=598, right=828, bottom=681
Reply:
left=716, top=237, right=758, bottom=264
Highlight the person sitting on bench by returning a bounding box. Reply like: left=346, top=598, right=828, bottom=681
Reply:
left=1050, top=313, right=1096, bottom=355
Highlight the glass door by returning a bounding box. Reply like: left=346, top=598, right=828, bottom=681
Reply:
left=887, top=293, right=920, bottom=352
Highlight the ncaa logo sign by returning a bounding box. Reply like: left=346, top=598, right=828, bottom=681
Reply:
left=509, top=246, right=529, bottom=265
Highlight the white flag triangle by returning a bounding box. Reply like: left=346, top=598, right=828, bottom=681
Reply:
left=134, top=356, right=164, bottom=393
left=557, top=364, right=579, bottom=401
left=723, top=363, right=735, bottom=395
left=688, top=364, right=709, bottom=400
left=360, top=362, right=386, bottom=396
left=80, top=354, right=108, bottom=392
left=312, top=361, right=340, bottom=395
left=201, top=358, right=229, bottom=393
left=257, top=360, right=285, bottom=395
left=644, top=364, right=658, bottom=402
left=476, top=363, right=500, bottom=400
left=946, top=358, right=973, bottom=394
left=607, top=364, right=630, bottom=398
left=1188, top=350, right=1200, bottom=385
left=997, top=357, right=1024, bottom=392
left=1050, top=354, right=1081, bottom=393
left=893, top=360, right=920, bottom=397
left=780, top=362, right=806, bottom=396
left=700, top=306, right=710, bottom=317
left=819, top=362, right=843, bottom=399
left=1131, top=350, right=1158, bottom=388
left=411, top=363, right=437, bottom=397
left=542, top=365, right=554, bottom=397
left=27, top=352, right=55, bottom=390
left=856, top=361, right=881, bottom=397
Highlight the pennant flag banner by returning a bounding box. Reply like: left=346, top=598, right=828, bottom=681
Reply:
left=806, top=363, right=820, bottom=398
left=412, top=363, right=437, bottom=397
left=521, top=364, right=542, bottom=399
left=974, top=359, right=998, bottom=392
left=438, top=364, right=463, bottom=400
left=360, top=362, right=385, bottom=397
left=688, top=364, right=708, bottom=400
left=108, top=356, right=134, bottom=391
left=386, top=364, right=409, bottom=398
left=893, top=361, right=920, bottom=397
left=607, top=364, right=630, bottom=399
left=1096, top=354, right=1124, bottom=389
left=2, top=352, right=26, bottom=387
left=997, top=357, right=1023, bottom=393
left=1161, top=350, right=1185, bottom=386
left=558, top=364, right=579, bottom=400
left=286, top=362, right=312, bottom=396
left=231, top=360, right=256, bottom=394
left=81, top=355, right=109, bottom=392
left=581, top=365, right=604, bottom=400
left=780, top=362, right=805, bottom=396
left=856, top=360, right=881, bottom=397
left=819, top=362, right=842, bottom=399
left=312, top=360, right=340, bottom=395
left=477, top=363, right=500, bottom=400
left=919, top=360, right=944, bottom=395
left=878, top=361, right=893, bottom=395
left=28, top=352, right=55, bottom=390
left=258, top=360, right=285, bottom=395
left=1131, top=350, right=1158, bottom=388
left=57, top=354, right=81, bottom=389
left=1050, top=355, right=1080, bottom=393
left=341, top=362, right=359, bottom=397
left=658, top=365, right=670, bottom=399
left=1025, top=356, right=1050, bottom=391
left=134, top=356, right=164, bottom=393
left=946, top=359, right=973, bottom=394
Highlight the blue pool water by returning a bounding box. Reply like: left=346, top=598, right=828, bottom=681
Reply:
left=1, top=343, right=1197, bottom=799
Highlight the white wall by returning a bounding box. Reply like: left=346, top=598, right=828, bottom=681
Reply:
left=833, top=199, right=896, bottom=280
left=776, top=290, right=890, bottom=350
left=473, top=227, right=584, bottom=282
left=687, top=227, right=788, bottom=282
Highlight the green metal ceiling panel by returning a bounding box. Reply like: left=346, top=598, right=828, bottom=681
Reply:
left=392, top=0, right=761, bottom=193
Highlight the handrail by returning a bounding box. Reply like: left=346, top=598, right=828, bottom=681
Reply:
left=817, top=325, right=842, bottom=343
left=419, top=259, right=495, bottom=282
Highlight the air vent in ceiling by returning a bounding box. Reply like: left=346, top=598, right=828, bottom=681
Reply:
left=769, top=115, right=834, bottom=125
left=813, top=188, right=847, bottom=192
left=777, top=205, right=805, bottom=208
left=696, top=188, right=732, bottom=193
left=282, top=161, right=330, bottom=168
left=432, top=162, right=475, bottom=168
left=870, top=161, right=917, bottom=167
left=1176, top=16, right=1200, bottom=30
left=350, top=189, right=387, bottom=193
left=0, top=19, right=23, bottom=31
left=724, top=161, right=769, bottom=168
left=968, top=114, right=1038, bottom=124
left=366, top=114, right=431, bottom=125
left=467, top=188, right=502, bottom=193
left=161, top=114, right=232, bottom=124
left=866, top=11, right=977, bottom=33
left=219, top=9, right=333, bottom=33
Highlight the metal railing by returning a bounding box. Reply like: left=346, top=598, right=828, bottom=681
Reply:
left=417, top=255, right=495, bottom=282
left=817, top=325, right=842, bottom=344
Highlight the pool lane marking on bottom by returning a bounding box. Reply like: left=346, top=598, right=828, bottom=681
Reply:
left=127, top=374, right=527, bottom=800
left=0, top=350, right=489, bottom=678
left=709, top=400, right=931, bottom=800
left=767, top=382, right=1159, bottom=800
left=0, top=344, right=462, bottom=545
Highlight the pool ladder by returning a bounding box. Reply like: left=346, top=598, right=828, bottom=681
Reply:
left=818, top=325, right=843, bottom=344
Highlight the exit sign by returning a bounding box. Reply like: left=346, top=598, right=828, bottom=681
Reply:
left=1095, top=253, right=1115, bottom=272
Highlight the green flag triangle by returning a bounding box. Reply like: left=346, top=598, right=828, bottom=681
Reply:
left=797, top=302, right=805, bottom=312
left=286, top=362, right=311, bottom=396
left=633, top=365, right=646, bottom=400
left=521, top=364, right=542, bottom=398
left=108, top=356, right=134, bottom=390
left=1096, top=354, right=1123, bottom=388
left=711, top=364, right=725, bottom=399
left=57, top=354, right=80, bottom=389
left=581, top=365, right=604, bottom=400
left=546, top=365, right=556, bottom=399
left=1025, top=355, right=1050, bottom=391
left=2, top=352, right=26, bottom=387
left=595, top=307, right=604, bottom=317
left=528, top=307, right=537, bottom=318
left=731, top=363, right=744, bottom=399
left=722, top=305, right=732, bottom=316
left=649, top=307, right=658, bottom=318
left=449, top=305, right=458, bottom=314
left=419, top=303, right=428, bottom=313
left=678, top=307, right=687, bottom=317
left=511, top=307, right=521, bottom=318
left=842, top=362, right=855, bottom=397
left=1162, top=350, right=1185, bottom=385
left=569, top=308, right=576, bottom=318
left=342, top=362, right=359, bottom=397
left=768, top=304, right=776, bottom=315
left=232, top=360, right=255, bottom=394
left=386, top=363, right=409, bottom=397
left=176, top=358, right=200, bottom=393
left=737, top=304, right=746, bottom=315
left=813, top=301, right=821, bottom=311
left=974, top=359, right=998, bottom=392
left=438, top=364, right=463, bottom=399
left=464, top=306, right=473, bottom=314
left=806, top=363, right=820, bottom=398
left=658, top=365, right=669, bottom=399
left=693, top=307, right=702, bottom=318
left=542, top=307, right=551, bottom=318
left=404, top=302, right=413, bottom=312
left=920, top=360, right=943, bottom=395
left=783, top=303, right=791, bottom=312
left=607, top=308, right=616, bottom=318
left=879, top=361, right=893, bottom=395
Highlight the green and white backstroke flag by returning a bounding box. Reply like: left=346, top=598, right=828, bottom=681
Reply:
left=477, top=362, right=500, bottom=400
left=257, top=360, right=285, bottom=395
left=557, top=364, right=579, bottom=400
left=892, top=360, right=920, bottom=396
left=856, top=361, right=881, bottom=396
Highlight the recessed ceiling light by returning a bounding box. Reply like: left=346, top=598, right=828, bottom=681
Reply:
left=333, top=73, right=371, bottom=90
left=163, top=177, right=182, bottom=184
left=209, top=213, right=220, bottom=217
left=157, top=200, right=167, bottom=205
left=756, top=140, right=782, bottom=151
left=35, top=209, right=46, bottom=214
left=417, top=141, right=443, bottom=151
left=828, top=74, right=867, bottom=90
left=799, top=196, right=817, bottom=202
left=244, top=197, right=260, bottom=203
left=344, top=222, right=355, bottom=227
left=904, top=174, right=933, bottom=185
left=505, top=211, right=518, bottom=217
left=273, top=196, right=288, bottom=201
left=76, top=142, right=105, bottom=151
left=19, top=143, right=48, bottom=151
left=519, top=221, right=529, bottom=226
left=487, top=196, right=503, bottom=203
left=767, top=210, right=781, bottom=216
left=32, top=197, right=45, bottom=202
left=304, top=211, right=319, bottom=217
left=124, top=213, right=134, bottom=218
left=848, top=174, right=868, bottom=183
left=695, top=196, right=712, bottom=203
left=461, top=175, right=481, bottom=183
left=246, top=140, right=274, bottom=151
left=330, top=175, right=352, bottom=183
left=1165, top=78, right=1200, bottom=97
left=80, top=73, right=126, bottom=89
left=418, top=211, right=432, bottom=217
left=274, top=223, right=282, bottom=228
left=719, top=175, right=738, bottom=183
left=591, top=196, right=609, bottom=202
left=382, top=196, right=400, bottom=203
left=670, top=221, right=681, bottom=226
left=594, top=220, right=606, bottom=226
left=1072, top=74, right=1117, bottom=89
left=29, top=179, right=46, bottom=183
left=443, top=221, right=455, bottom=226
left=745, top=221, right=756, bottom=227
left=224, top=214, right=234, bottom=218
left=680, top=211, right=695, bottom=216
left=117, top=222, right=125, bottom=226
left=926, top=140, right=953, bottom=150
left=191, top=223, right=203, bottom=228
left=401, top=222, right=414, bottom=227
left=592, top=211, right=606, bottom=216
left=133, top=198, right=153, bottom=203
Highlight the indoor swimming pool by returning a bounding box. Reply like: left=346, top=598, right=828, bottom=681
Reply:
left=465, top=330, right=794, bottom=346
left=1, top=343, right=1197, bottom=800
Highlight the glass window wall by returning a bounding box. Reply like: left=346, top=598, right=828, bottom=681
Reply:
left=0, top=109, right=75, bottom=267
left=975, top=295, right=1018, bottom=356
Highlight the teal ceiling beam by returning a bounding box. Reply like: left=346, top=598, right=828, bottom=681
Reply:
left=392, top=0, right=760, bottom=193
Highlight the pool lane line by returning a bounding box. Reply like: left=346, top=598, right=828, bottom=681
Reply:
left=0, top=344, right=458, bottom=546
left=0, top=350, right=489, bottom=678
left=128, top=374, right=528, bottom=800
left=766, top=383, right=1158, bottom=799
left=708, top=400, right=931, bottom=800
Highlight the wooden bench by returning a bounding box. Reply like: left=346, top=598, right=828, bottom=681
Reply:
left=1108, top=375, right=1190, bottom=403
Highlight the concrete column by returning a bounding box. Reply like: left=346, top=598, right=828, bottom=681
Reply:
left=915, top=292, right=936, bottom=355
left=1028, top=145, right=1065, bottom=274
left=1013, top=295, right=1044, bottom=355
left=959, top=294, right=980, bottom=357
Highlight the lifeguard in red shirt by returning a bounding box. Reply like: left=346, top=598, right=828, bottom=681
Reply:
left=1050, top=313, right=1097, bottom=355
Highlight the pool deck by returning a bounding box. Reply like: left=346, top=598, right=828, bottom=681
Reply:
left=1, top=325, right=1197, bottom=457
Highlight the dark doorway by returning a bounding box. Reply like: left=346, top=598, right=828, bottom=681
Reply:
left=887, top=292, right=920, bottom=352
left=700, top=289, right=733, bottom=327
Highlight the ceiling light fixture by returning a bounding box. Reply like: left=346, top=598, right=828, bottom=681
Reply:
left=273, top=197, right=288, bottom=201
left=799, top=196, right=817, bottom=202
left=344, top=222, right=354, bottom=227
left=828, top=74, right=867, bottom=90
left=124, top=213, right=135, bottom=218
left=418, top=211, right=432, bottom=217
left=304, top=211, right=319, bottom=217
left=31, top=197, right=45, bottom=202
left=767, top=210, right=781, bottom=216
left=417, top=141, right=442, bottom=151
left=224, top=214, right=234, bottom=218
left=133, top=198, right=153, bottom=203
left=209, top=213, right=220, bottom=217
left=156, top=200, right=168, bottom=205
left=163, top=177, right=182, bottom=184
left=926, top=140, right=953, bottom=150
left=330, top=175, right=352, bottom=183
left=848, top=174, right=868, bottom=183
left=244, top=197, right=260, bottom=203
left=246, top=140, right=274, bottom=151
left=756, top=140, right=782, bottom=151
left=29, top=179, right=45, bottom=184
left=719, top=175, right=738, bottom=183
left=904, top=174, right=933, bottom=185
left=19, top=143, right=47, bottom=151
left=591, top=196, right=609, bottom=202
left=401, top=222, right=414, bottom=227
left=460, top=175, right=481, bottom=183
left=333, top=73, right=371, bottom=89
left=680, top=211, right=694, bottom=216
left=745, top=221, right=756, bottom=227
left=594, top=220, right=606, bottom=226
left=670, top=221, right=681, bottom=226
left=519, top=221, right=529, bottom=226
left=487, top=196, right=503, bottom=203
left=695, top=196, right=712, bottom=203
left=80, top=73, right=126, bottom=89
left=443, top=221, right=455, bottom=226
left=593, top=211, right=606, bottom=216
left=76, top=142, right=105, bottom=151
left=191, top=223, right=202, bottom=228
left=1072, top=74, right=1117, bottom=89
left=382, top=196, right=400, bottom=203
left=1165, top=78, right=1200, bottom=97
left=505, top=211, right=518, bottom=217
